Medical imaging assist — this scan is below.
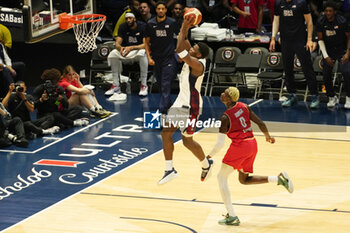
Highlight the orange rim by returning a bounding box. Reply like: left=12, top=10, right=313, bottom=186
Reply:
left=70, top=14, right=106, bottom=24
left=59, top=13, right=106, bottom=24
left=59, top=13, right=106, bottom=29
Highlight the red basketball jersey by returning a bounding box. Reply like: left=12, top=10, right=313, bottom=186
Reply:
left=224, top=102, right=254, bottom=142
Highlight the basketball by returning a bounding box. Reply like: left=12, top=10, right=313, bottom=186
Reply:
left=184, top=8, right=202, bottom=26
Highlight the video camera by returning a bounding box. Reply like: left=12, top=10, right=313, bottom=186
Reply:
left=43, top=80, right=63, bottom=101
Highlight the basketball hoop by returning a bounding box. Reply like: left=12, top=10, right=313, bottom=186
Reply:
left=59, top=13, right=106, bottom=53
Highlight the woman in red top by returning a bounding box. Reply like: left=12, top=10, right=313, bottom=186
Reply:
left=59, top=65, right=111, bottom=118
left=208, top=87, right=294, bottom=226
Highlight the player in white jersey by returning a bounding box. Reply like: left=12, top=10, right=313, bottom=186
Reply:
left=158, top=17, right=213, bottom=185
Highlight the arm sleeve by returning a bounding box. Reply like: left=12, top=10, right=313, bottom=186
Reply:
left=209, top=133, right=226, bottom=157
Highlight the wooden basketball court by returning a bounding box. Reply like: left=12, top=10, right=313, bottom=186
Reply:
left=4, top=119, right=350, bottom=233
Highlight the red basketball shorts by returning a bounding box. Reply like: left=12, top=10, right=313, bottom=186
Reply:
left=222, top=138, right=258, bottom=173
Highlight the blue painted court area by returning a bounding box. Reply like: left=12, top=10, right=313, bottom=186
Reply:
left=0, top=90, right=349, bottom=231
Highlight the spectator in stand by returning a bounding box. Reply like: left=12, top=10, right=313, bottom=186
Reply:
left=144, top=1, right=178, bottom=114
left=113, top=0, right=142, bottom=38
left=0, top=24, right=12, bottom=50
left=33, top=68, right=89, bottom=129
left=106, top=13, right=149, bottom=99
left=59, top=65, right=112, bottom=118
left=2, top=82, right=60, bottom=138
left=172, top=3, right=184, bottom=34
left=316, top=1, right=350, bottom=109
left=140, top=1, right=154, bottom=22
left=231, top=0, right=265, bottom=34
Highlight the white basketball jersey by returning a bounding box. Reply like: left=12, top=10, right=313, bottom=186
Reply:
left=172, top=58, right=206, bottom=116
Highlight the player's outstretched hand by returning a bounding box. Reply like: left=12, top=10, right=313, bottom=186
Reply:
left=266, top=136, right=275, bottom=144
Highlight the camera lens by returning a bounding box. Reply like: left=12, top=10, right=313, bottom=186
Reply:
left=16, top=86, right=24, bottom=92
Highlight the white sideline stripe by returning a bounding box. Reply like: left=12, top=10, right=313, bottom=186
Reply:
left=1, top=99, right=264, bottom=232
left=248, top=99, right=263, bottom=107
left=0, top=113, right=118, bottom=154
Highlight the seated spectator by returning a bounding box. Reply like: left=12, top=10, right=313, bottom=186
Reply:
left=140, top=1, right=154, bottom=22
left=0, top=42, right=25, bottom=97
left=2, top=82, right=60, bottom=138
left=106, top=13, right=148, bottom=99
left=0, top=24, right=12, bottom=50
left=59, top=65, right=111, bottom=118
left=231, top=0, right=264, bottom=33
left=0, top=102, right=28, bottom=147
left=33, top=68, right=89, bottom=129
left=113, top=0, right=142, bottom=38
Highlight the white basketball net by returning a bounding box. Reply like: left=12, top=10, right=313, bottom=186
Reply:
left=72, top=15, right=105, bottom=53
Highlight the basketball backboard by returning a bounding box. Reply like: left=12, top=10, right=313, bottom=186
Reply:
left=23, top=0, right=95, bottom=43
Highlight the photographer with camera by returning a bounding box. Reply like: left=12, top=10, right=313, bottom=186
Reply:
left=0, top=102, right=28, bottom=147
left=33, top=68, right=89, bottom=129
left=2, top=81, right=60, bottom=138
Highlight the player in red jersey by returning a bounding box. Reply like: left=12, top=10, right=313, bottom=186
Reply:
left=208, top=87, right=293, bottom=226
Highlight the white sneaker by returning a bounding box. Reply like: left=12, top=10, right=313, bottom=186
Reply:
left=327, top=96, right=339, bottom=108
left=139, top=85, right=148, bottom=96
left=279, top=96, right=288, bottom=102
left=105, top=85, right=121, bottom=96
left=345, top=96, right=350, bottom=109
left=42, top=126, right=60, bottom=135
left=84, top=84, right=95, bottom=90
left=73, top=118, right=89, bottom=127
left=101, top=73, right=113, bottom=82
left=108, top=93, right=127, bottom=101
left=158, top=168, right=178, bottom=185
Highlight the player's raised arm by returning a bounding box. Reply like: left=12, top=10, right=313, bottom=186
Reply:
left=176, top=17, right=204, bottom=76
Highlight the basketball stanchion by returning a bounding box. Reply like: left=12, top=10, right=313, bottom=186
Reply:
left=59, top=13, right=106, bottom=53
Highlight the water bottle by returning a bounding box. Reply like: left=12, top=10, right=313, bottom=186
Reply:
left=269, top=90, right=273, bottom=101
left=226, top=29, right=230, bottom=41
left=126, top=82, right=131, bottom=94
